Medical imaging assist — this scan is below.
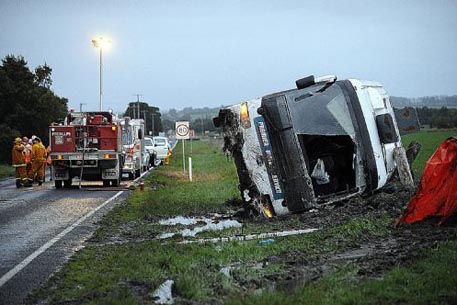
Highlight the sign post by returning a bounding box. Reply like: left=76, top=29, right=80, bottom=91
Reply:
left=175, top=121, right=190, bottom=175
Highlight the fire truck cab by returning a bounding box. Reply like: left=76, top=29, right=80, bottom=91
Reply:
left=49, top=111, right=123, bottom=188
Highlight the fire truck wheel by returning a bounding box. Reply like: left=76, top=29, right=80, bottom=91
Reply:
left=64, top=179, right=72, bottom=188
left=128, top=172, right=134, bottom=180
left=55, top=180, right=63, bottom=189
left=103, top=180, right=110, bottom=187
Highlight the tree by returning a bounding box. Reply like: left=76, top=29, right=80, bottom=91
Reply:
left=35, top=63, right=53, bottom=88
left=0, top=55, right=68, bottom=163
left=124, top=102, right=163, bottom=136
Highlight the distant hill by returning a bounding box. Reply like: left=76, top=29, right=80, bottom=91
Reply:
left=162, top=106, right=222, bottom=122
left=391, top=95, right=457, bottom=108
left=162, top=106, right=224, bottom=134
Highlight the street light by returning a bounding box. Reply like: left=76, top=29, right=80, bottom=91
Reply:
left=91, top=36, right=112, bottom=111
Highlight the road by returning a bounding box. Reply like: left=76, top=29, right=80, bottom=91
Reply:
left=0, top=171, right=141, bottom=304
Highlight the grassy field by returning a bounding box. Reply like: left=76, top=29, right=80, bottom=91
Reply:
left=402, top=129, right=456, bottom=177
left=28, top=132, right=457, bottom=305
left=0, top=163, right=14, bottom=179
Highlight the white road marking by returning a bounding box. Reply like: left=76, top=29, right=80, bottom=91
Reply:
left=0, top=190, right=124, bottom=288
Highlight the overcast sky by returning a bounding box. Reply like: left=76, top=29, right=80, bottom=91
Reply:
left=1, top=0, right=456, bottom=112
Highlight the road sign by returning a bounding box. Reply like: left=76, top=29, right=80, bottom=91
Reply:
left=175, top=121, right=190, bottom=139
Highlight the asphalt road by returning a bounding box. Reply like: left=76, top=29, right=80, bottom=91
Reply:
left=0, top=172, right=139, bottom=304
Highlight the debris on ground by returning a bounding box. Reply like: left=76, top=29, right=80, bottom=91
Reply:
left=152, top=280, right=174, bottom=305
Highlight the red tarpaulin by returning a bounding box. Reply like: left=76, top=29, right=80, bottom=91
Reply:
left=396, top=137, right=457, bottom=226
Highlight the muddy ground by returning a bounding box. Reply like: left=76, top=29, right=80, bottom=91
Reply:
left=228, top=187, right=457, bottom=292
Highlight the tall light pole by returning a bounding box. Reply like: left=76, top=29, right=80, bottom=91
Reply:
left=92, top=36, right=111, bottom=111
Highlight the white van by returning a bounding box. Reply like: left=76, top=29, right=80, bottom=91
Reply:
left=151, top=136, right=170, bottom=161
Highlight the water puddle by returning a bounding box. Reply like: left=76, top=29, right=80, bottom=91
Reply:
left=158, top=216, right=242, bottom=239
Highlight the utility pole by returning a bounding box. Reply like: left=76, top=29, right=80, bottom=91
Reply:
left=133, top=94, right=142, bottom=119
left=151, top=112, right=155, bottom=136
left=141, top=110, right=147, bottom=133
left=79, top=103, right=86, bottom=112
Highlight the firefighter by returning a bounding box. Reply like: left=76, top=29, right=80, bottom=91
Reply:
left=12, top=137, right=27, bottom=188
left=26, top=137, right=47, bottom=186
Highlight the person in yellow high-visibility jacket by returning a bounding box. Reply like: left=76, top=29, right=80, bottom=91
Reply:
left=165, top=148, right=172, bottom=165
left=26, top=137, right=46, bottom=186
left=12, top=138, right=27, bottom=188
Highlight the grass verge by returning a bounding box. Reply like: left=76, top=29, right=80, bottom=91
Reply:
left=402, top=129, right=456, bottom=177
left=0, top=163, right=14, bottom=179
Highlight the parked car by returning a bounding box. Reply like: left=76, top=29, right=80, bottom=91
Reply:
left=152, top=136, right=170, bottom=162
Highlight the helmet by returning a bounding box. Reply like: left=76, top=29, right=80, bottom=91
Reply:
left=15, top=137, right=22, bottom=143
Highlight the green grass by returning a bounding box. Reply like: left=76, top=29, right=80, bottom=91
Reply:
left=133, top=140, right=239, bottom=216
left=0, top=163, right=14, bottom=179
left=402, top=130, right=457, bottom=177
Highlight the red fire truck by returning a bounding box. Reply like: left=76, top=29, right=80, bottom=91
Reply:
left=49, top=111, right=124, bottom=188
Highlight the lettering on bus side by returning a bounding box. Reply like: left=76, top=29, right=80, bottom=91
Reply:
left=254, top=117, right=284, bottom=200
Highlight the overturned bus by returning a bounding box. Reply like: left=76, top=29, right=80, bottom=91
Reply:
left=214, top=75, right=418, bottom=217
